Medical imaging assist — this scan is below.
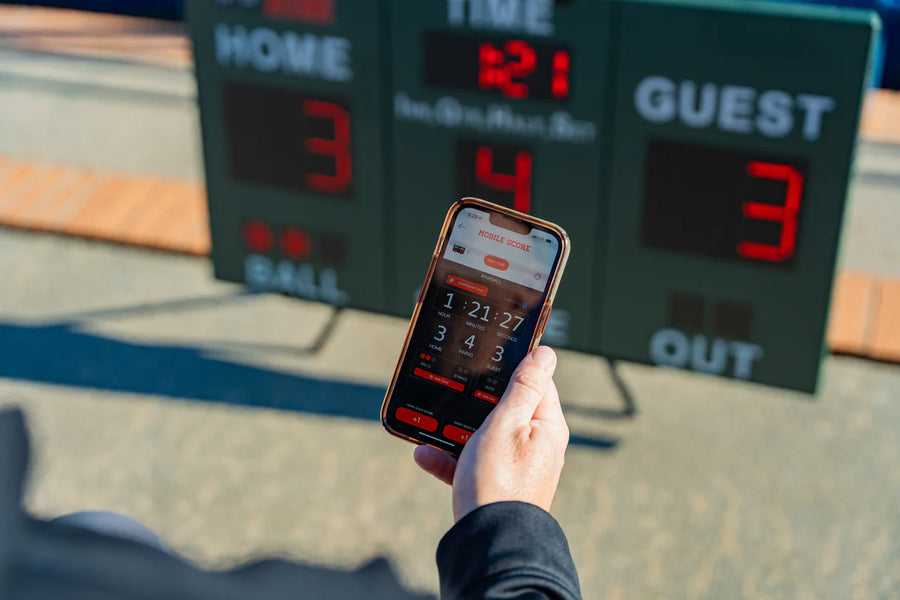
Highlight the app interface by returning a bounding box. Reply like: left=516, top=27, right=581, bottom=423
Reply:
left=386, top=206, right=562, bottom=453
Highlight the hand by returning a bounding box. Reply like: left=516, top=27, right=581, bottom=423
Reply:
left=414, top=346, right=570, bottom=522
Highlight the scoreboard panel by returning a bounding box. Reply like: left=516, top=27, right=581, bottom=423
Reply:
left=389, top=0, right=611, bottom=351
left=187, top=0, right=390, bottom=311
left=186, top=0, right=880, bottom=393
left=595, top=0, right=878, bottom=391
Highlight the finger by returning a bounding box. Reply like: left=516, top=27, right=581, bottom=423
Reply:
left=413, top=444, right=457, bottom=486
left=492, top=346, right=557, bottom=426
left=532, top=378, right=566, bottom=427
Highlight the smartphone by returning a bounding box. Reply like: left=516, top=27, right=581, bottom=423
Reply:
left=381, top=198, right=570, bottom=456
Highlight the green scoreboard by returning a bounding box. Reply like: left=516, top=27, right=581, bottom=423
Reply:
left=187, top=0, right=880, bottom=393
left=598, top=1, right=878, bottom=391
left=188, top=0, right=390, bottom=311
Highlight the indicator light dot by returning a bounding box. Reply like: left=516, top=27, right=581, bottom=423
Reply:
left=243, top=220, right=274, bottom=253
left=281, top=227, right=312, bottom=259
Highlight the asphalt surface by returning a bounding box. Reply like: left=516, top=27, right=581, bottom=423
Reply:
left=0, top=43, right=898, bottom=598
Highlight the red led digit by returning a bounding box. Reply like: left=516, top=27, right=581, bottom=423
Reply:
left=475, top=145, right=532, bottom=213
left=737, top=161, right=804, bottom=263
left=479, top=43, right=507, bottom=91
left=502, top=40, right=536, bottom=99
left=551, top=50, right=570, bottom=99
left=301, top=100, right=352, bottom=194
left=263, top=0, right=334, bottom=24
left=478, top=40, right=536, bottom=99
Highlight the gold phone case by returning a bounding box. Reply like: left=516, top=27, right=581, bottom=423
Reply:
left=380, top=197, right=571, bottom=455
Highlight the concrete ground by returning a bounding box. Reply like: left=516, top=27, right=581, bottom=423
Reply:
left=0, top=32, right=898, bottom=599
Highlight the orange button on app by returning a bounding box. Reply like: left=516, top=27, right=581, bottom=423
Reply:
left=484, top=255, right=509, bottom=271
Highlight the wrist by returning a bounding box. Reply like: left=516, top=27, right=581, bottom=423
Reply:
left=437, top=501, right=581, bottom=599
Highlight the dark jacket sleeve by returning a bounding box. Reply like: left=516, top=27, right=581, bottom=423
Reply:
left=436, top=501, right=582, bottom=600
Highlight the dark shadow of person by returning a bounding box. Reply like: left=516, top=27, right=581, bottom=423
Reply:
left=0, top=406, right=434, bottom=600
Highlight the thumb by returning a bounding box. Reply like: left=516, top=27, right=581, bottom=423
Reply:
left=414, top=444, right=457, bottom=486
left=491, top=346, right=557, bottom=426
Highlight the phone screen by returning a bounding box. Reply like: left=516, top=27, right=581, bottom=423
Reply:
left=383, top=204, right=564, bottom=454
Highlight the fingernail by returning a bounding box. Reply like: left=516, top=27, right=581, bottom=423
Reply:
left=532, top=346, right=556, bottom=370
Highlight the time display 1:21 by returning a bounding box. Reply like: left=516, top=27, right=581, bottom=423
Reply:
left=424, top=31, right=572, bottom=102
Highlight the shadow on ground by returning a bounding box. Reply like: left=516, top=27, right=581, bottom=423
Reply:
left=0, top=319, right=617, bottom=450
left=0, top=407, right=435, bottom=600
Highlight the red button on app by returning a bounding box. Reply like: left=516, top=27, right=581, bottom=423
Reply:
left=414, top=368, right=465, bottom=392
left=443, top=424, right=473, bottom=444
left=446, top=274, right=488, bottom=296
left=474, top=389, right=500, bottom=404
left=396, top=407, right=438, bottom=432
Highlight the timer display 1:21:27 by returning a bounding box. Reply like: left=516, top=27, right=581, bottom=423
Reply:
left=436, top=286, right=528, bottom=332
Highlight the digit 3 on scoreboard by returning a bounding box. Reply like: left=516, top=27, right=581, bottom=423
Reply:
left=223, top=84, right=353, bottom=197
left=389, top=0, right=613, bottom=352
left=641, top=140, right=809, bottom=268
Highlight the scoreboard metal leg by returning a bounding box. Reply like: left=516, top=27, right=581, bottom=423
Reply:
left=606, top=357, right=638, bottom=417
left=307, top=306, right=343, bottom=355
